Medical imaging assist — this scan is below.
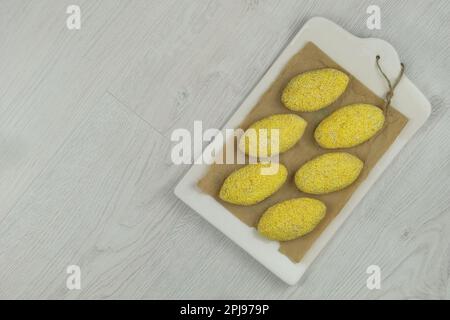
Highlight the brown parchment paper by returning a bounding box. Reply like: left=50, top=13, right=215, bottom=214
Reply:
left=198, top=42, right=408, bottom=263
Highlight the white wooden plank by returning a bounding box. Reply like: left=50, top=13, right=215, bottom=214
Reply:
left=0, top=93, right=172, bottom=298
left=0, top=0, right=449, bottom=299
left=0, top=0, right=141, bottom=216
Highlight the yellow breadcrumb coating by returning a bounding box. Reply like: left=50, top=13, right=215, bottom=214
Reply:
left=239, top=114, right=307, bottom=157
left=295, top=152, right=363, bottom=194
left=315, top=104, right=385, bottom=149
left=257, top=197, right=326, bottom=241
left=219, top=163, right=288, bottom=205
left=281, top=68, right=349, bottom=112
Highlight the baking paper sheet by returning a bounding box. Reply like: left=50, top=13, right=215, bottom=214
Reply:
left=198, top=42, right=408, bottom=263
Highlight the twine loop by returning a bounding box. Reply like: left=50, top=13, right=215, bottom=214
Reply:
left=375, top=55, right=405, bottom=117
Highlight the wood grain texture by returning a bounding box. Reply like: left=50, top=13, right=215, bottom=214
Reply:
left=0, top=0, right=449, bottom=299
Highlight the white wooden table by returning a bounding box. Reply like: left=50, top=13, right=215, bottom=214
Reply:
left=0, top=0, right=449, bottom=299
